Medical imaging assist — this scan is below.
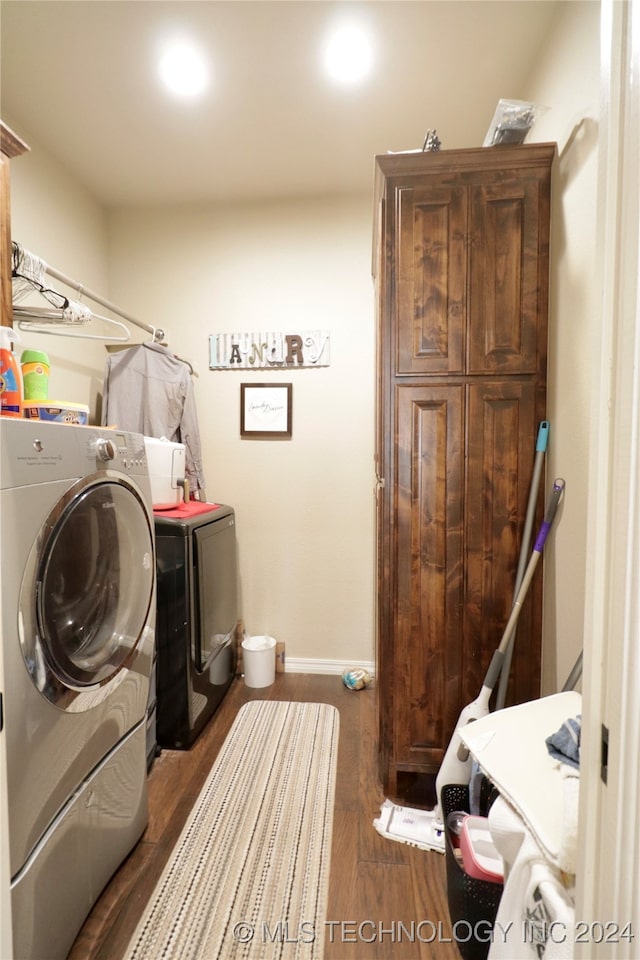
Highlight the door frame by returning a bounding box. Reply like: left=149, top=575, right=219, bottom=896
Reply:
left=577, top=0, right=640, bottom=948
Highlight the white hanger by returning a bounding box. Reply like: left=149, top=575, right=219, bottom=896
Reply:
left=14, top=305, right=131, bottom=342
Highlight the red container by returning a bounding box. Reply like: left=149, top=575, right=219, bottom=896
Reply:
left=459, top=816, right=503, bottom=884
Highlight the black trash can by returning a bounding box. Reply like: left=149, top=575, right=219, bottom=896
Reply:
left=442, top=783, right=504, bottom=960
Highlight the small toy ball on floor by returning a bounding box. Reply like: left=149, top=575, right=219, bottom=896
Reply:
left=341, top=668, right=372, bottom=690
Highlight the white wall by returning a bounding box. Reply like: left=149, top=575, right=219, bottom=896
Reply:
left=107, top=196, right=376, bottom=666
left=4, top=1, right=602, bottom=680
left=8, top=134, right=379, bottom=668
left=524, top=0, right=601, bottom=693
left=104, top=2, right=602, bottom=678
left=7, top=123, right=109, bottom=418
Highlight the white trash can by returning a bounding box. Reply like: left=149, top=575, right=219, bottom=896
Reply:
left=242, top=635, right=276, bottom=688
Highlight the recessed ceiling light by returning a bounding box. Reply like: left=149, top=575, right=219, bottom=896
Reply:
left=323, top=24, right=374, bottom=85
left=158, top=40, right=209, bottom=98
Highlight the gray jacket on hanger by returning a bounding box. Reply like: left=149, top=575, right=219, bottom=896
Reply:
left=102, top=342, right=206, bottom=497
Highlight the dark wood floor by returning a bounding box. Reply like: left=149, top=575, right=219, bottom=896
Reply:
left=68, top=674, right=460, bottom=960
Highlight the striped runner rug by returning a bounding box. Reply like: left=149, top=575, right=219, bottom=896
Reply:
left=124, top=700, right=339, bottom=960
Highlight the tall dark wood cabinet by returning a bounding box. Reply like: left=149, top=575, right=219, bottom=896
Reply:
left=374, top=143, right=555, bottom=798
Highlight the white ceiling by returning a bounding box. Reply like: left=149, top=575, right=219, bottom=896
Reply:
left=0, top=0, right=559, bottom=206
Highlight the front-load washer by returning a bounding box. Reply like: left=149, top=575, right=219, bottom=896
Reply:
left=0, top=418, right=156, bottom=960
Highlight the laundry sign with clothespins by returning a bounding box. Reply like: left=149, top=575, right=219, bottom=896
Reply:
left=209, top=330, right=330, bottom=369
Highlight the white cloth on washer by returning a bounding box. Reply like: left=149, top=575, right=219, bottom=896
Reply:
left=102, top=342, right=205, bottom=496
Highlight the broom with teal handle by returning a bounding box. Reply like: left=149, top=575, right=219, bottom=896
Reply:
left=496, top=420, right=550, bottom=710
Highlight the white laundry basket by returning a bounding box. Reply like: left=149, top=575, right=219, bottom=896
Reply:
left=242, top=635, right=276, bottom=688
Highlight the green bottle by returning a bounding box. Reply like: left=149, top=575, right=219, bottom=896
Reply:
left=21, top=350, right=50, bottom=401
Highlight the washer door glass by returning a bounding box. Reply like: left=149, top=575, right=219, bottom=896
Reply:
left=36, top=480, right=154, bottom=688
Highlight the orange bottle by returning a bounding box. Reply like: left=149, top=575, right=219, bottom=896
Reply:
left=0, top=326, right=23, bottom=418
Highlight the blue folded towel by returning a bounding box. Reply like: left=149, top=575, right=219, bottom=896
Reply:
left=545, top=715, right=581, bottom=769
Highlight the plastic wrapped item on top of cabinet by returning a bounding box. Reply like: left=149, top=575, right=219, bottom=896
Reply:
left=483, top=99, right=548, bottom=147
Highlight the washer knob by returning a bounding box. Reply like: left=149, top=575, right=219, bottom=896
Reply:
left=95, top=437, right=117, bottom=462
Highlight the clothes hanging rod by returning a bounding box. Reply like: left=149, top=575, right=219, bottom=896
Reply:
left=43, top=262, right=165, bottom=343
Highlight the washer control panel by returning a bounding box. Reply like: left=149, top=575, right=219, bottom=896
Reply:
left=0, top=420, right=148, bottom=489
left=93, top=429, right=148, bottom=476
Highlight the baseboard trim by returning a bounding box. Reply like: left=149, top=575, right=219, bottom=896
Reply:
left=283, top=657, right=376, bottom=677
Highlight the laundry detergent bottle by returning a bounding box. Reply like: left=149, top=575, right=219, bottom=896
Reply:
left=21, top=349, right=50, bottom=401
left=0, top=326, right=23, bottom=418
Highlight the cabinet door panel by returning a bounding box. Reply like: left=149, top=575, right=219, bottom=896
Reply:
left=468, top=177, right=545, bottom=374
left=464, top=381, right=541, bottom=705
left=394, top=385, right=464, bottom=769
left=396, top=184, right=466, bottom=375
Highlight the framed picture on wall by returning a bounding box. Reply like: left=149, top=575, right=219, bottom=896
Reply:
left=240, top=383, right=293, bottom=438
